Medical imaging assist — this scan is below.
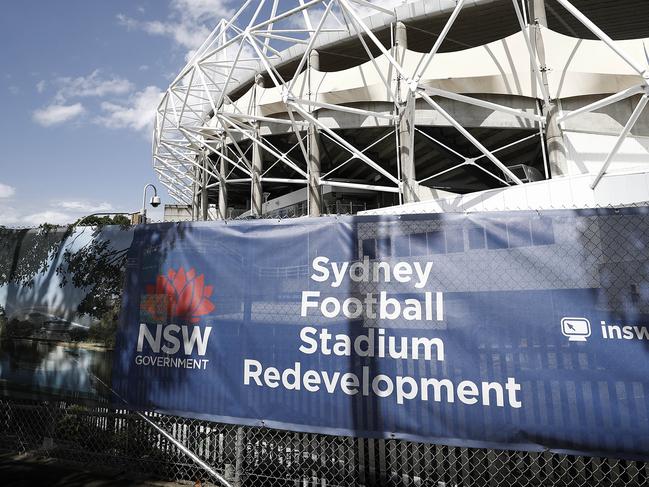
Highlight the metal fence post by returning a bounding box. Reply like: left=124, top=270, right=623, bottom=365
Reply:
left=234, top=426, right=244, bottom=487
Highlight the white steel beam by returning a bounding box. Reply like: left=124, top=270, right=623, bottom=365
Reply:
left=510, top=0, right=551, bottom=104
left=290, top=101, right=399, bottom=185
left=591, top=95, right=649, bottom=189
left=554, top=0, right=647, bottom=77
left=422, top=87, right=544, bottom=123
left=558, top=85, right=647, bottom=124
left=290, top=97, right=398, bottom=120
left=337, top=0, right=408, bottom=81
left=152, top=0, right=649, bottom=213
left=420, top=92, right=524, bottom=185
left=320, top=180, right=401, bottom=193
left=414, top=0, right=465, bottom=82
left=219, top=114, right=308, bottom=178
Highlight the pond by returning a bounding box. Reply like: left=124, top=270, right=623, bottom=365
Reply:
left=0, top=338, right=112, bottom=401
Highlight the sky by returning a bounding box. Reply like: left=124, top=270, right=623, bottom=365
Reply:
left=0, top=0, right=237, bottom=226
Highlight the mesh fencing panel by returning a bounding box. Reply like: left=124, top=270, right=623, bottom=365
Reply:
left=0, top=397, right=647, bottom=487
left=2, top=203, right=649, bottom=486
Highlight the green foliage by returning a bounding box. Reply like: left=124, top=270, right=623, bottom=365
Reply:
left=53, top=407, right=171, bottom=463
left=0, top=221, right=129, bottom=324
left=68, top=327, right=87, bottom=342
left=0, top=226, right=73, bottom=288
left=56, top=237, right=128, bottom=320
left=87, top=301, right=120, bottom=347
left=112, top=214, right=131, bottom=226
left=6, top=318, right=35, bottom=338
left=0, top=305, right=6, bottom=338
left=75, top=214, right=131, bottom=227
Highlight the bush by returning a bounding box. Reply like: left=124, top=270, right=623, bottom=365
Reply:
left=87, top=304, right=119, bottom=347
left=0, top=305, right=6, bottom=338
left=6, top=319, right=35, bottom=338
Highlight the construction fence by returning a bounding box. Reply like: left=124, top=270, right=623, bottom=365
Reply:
left=1, top=397, right=648, bottom=487
left=2, top=204, right=649, bottom=486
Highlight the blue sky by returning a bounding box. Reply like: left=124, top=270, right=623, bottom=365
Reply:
left=0, top=0, right=237, bottom=226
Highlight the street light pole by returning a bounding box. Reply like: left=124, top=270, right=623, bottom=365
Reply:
left=141, top=183, right=160, bottom=224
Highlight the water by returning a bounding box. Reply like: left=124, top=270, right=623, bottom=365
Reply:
left=0, top=338, right=112, bottom=400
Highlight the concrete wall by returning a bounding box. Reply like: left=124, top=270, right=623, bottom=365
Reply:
left=562, top=94, right=649, bottom=177
left=361, top=169, right=649, bottom=215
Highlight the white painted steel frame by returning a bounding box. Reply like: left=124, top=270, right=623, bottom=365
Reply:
left=152, top=0, right=649, bottom=213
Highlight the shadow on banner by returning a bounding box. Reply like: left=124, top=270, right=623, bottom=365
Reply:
left=3, top=208, right=649, bottom=461
left=0, top=224, right=134, bottom=402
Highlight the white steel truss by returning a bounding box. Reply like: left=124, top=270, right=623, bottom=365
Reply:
left=152, top=0, right=649, bottom=216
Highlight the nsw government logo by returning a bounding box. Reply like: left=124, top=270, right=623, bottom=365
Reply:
left=560, top=317, right=591, bottom=342
left=135, top=267, right=215, bottom=370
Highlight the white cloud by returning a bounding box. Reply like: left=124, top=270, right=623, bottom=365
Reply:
left=117, top=0, right=234, bottom=51
left=33, top=103, right=85, bottom=127
left=0, top=183, right=15, bottom=199
left=58, top=201, right=114, bottom=213
left=115, top=13, right=138, bottom=30
left=0, top=199, right=118, bottom=227
left=170, top=0, right=231, bottom=22
left=117, top=14, right=211, bottom=50
left=0, top=205, right=20, bottom=227
left=96, top=85, right=164, bottom=132
left=22, top=211, right=76, bottom=226
left=53, top=70, right=134, bottom=102
left=33, top=71, right=135, bottom=128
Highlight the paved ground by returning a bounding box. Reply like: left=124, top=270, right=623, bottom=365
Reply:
left=0, top=453, right=200, bottom=486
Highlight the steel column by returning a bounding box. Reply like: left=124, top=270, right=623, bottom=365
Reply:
left=530, top=0, right=568, bottom=177
left=396, top=22, right=418, bottom=203
left=191, top=163, right=199, bottom=220
left=308, top=49, right=323, bottom=216
left=251, top=73, right=264, bottom=217
left=201, top=151, right=209, bottom=220
left=217, top=137, right=228, bottom=220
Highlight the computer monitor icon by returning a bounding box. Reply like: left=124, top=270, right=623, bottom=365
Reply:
left=561, top=317, right=591, bottom=342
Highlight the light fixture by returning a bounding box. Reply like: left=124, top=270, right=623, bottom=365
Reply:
left=141, top=184, right=159, bottom=223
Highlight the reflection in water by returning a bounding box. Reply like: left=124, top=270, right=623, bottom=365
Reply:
left=0, top=338, right=112, bottom=399
left=0, top=226, right=129, bottom=402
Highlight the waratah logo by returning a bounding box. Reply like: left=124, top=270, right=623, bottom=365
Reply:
left=141, top=267, right=215, bottom=324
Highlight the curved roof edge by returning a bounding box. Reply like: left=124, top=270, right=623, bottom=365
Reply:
left=222, top=0, right=501, bottom=99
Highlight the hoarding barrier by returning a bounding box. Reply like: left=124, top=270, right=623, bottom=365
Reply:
left=2, top=205, right=649, bottom=485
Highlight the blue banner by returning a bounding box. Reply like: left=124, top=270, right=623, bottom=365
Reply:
left=113, top=208, right=649, bottom=460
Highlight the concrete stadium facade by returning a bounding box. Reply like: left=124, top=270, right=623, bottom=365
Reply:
left=152, top=0, right=649, bottom=220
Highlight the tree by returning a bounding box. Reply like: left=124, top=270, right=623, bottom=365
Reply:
left=0, top=222, right=130, bottom=323
left=56, top=231, right=129, bottom=320
left=75, top=214, right=131, bottom=227
left=0, top=305, right=6, bottom=338
left=0, top=225, right=73, bottom=288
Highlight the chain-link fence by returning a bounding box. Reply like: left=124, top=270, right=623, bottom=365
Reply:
left=0, top=397, right=647, bottom=486
left=3, top=203, right=649, bottom=485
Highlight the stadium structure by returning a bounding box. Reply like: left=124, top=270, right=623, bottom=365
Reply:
left=152, top=0, right=649, bottom=220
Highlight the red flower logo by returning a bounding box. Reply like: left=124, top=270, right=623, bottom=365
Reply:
left=141, top=267, right=215, bottom=323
